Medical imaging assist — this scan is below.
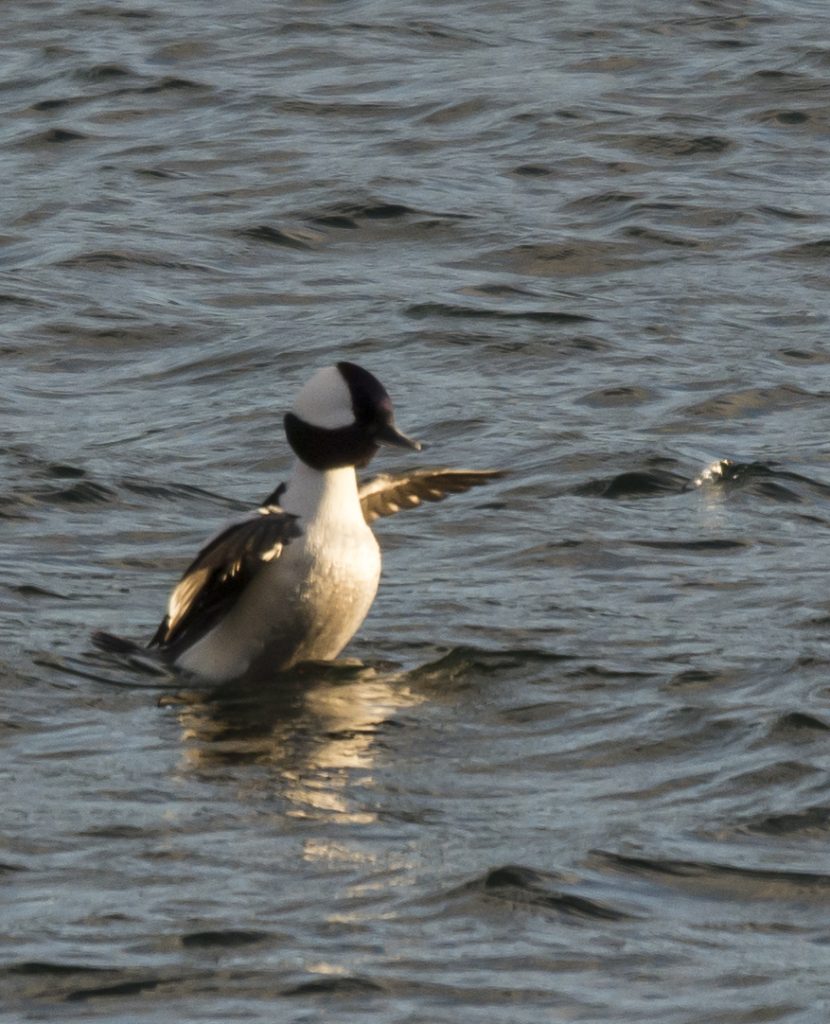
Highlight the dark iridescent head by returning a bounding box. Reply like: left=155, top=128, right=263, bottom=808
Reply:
left=284, top=361, right=422, bottom=470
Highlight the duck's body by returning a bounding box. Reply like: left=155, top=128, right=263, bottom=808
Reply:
left=174, top=463, right=381, bottom=682
left=94, top=361, right=502, bottom=683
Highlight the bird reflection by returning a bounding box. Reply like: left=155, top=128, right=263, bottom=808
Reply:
left=168, top=659, right=425, bottom=824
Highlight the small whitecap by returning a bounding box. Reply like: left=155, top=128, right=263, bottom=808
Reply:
left=693, top=458, right=734, bottom=488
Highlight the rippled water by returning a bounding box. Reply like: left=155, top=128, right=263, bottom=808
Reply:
left=5, top=1, right=830, bottom=1020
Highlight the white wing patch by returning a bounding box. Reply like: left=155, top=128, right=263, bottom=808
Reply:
left=259, top=541, right=284, bottom=562
left=167, top=567, right=210, bottom=627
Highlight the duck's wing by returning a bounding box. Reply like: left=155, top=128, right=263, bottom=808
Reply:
left=149, top=504, right=301, bottom=651
left=359, top=468, right=505, bottom=524
left=260, top=481, right=286, bottom=506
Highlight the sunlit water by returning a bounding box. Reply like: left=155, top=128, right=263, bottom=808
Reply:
left=4, top=1, right=830, bottom=1021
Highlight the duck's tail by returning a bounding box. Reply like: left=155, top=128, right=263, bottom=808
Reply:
left=91, top=630, right=145, bottom=656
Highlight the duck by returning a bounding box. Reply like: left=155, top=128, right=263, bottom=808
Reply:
left=94, top=361, right=501, bottom=682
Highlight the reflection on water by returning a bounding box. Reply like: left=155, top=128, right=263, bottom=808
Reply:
left=172, top=662, right=425, bottom=824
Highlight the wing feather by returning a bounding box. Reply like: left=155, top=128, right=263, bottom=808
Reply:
left=359, top=468, right=505, bottom=524
left=149, top=505, right=301, bottom=650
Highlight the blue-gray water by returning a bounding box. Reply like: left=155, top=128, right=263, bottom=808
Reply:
left=4, top=1, right=830, bottom=1021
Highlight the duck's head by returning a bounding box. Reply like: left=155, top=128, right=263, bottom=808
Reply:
left=284, top=361, right=422, bottom=470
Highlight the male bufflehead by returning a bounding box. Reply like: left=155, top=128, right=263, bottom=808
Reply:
left=94, top=362, right=500, bottom=682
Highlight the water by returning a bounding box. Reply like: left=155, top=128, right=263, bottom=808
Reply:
left=4, top=0, right=830, bottom=1020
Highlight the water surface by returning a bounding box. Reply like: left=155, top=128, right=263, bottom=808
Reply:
left=4, top=1, right=830, bottom=1021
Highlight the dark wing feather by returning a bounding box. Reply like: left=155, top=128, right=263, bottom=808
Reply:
left=260, top=481, right=286, bottom=506
left=359, top=468, right=505, bottom=524
left=149, top=505, right=301, bottom=651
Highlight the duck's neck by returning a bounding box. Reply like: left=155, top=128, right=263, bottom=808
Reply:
left=281, top=460, right=363, bottom=524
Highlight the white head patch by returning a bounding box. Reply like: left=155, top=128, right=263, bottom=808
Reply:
left=290, top=365, right=354, bottom=429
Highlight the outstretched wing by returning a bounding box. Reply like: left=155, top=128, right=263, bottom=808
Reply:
left=359, top=468, right=505, bottom=524
left=149, top=504, right=301, bottom=651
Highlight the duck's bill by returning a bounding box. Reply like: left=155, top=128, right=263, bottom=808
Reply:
left=376, top=422, right=423, bottom=452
